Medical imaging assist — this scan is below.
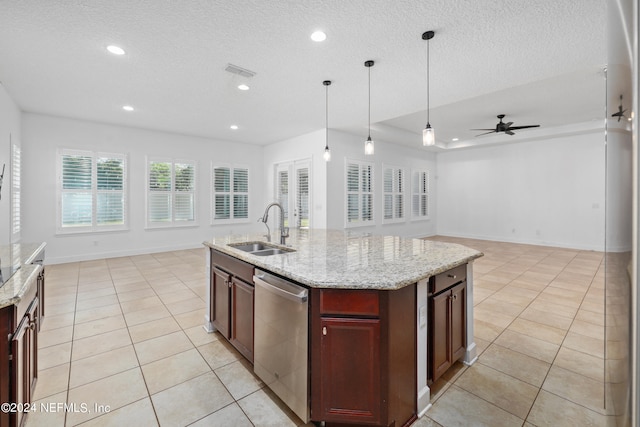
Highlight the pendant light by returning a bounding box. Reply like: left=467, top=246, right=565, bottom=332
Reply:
left=422, top=30, right=435, bottom=147
left=364, top=60, right=375, bottom=155
left=323, top=80, right=332, bottom=162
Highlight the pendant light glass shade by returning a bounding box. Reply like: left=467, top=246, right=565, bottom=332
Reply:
left=422, top=31, right=435, bottom=147
left=365, top=136, right=374, bottom=155
left=364, top=60, right=375, bottom=155
left=323, top=145, right=331, bottom=161
left=323, top=80, right=332, bottom=162
left=423, top=123, right=435, bottom=146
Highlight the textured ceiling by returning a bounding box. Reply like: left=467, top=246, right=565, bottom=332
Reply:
left=0, top=0, right=607, bottom=148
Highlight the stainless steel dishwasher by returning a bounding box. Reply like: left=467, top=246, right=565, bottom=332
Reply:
left=253, top=269, right=309, bottom=423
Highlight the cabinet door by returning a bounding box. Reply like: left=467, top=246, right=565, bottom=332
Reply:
left=429, top=290, right=452, bottom=382
left=318, top=317, right=381, bottom=425
left=11, top=307, right=36, bottom=427
left=450, top=282, right=466, bottom=362
left=230, top=277, right=254, bottom=362
left=212, top=267, right=231, bottom=338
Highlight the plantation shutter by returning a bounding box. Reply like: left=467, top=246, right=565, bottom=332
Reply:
left=346, top=160, right=374, bottom=226
left=97, top=156, right=125, bottom=225
left=233, top=168, right=249, bottom=219
left=296, top=167, right=309, bottom=228
left=61, top=154, right=93, bottom=227
left=412, top=169, right=429, bottom=219
left=174, top=162, right=195, bottom=221
left=213, top=165, right=249, bottom=222
left=149, top=161, right=172, bottom=222
left=277, top=169, right=289, bottom=227
left=10, top=142, right=21, bottom=240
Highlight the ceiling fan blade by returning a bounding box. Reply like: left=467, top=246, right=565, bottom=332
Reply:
left=505, top=122, right=513, bottom=127
left=475, top=130, right=496, bottom=137
left=508, top=125, right=540, bottom=130
left=505, top=130, right=515, bottom=136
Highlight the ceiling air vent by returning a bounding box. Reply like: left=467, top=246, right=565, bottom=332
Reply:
left=225, top=64, right=256, bottom=78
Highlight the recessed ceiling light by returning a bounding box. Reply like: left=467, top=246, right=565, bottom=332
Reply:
left=310, top=31, right=327, bottom=42
left=122, top=105, right=134, bottom=111
left=237, top=84, right=250, bottom=91
left=452, top=137, right=459, bottom=141
left=230, top=125, right=239, bottom=130
left=107, top=45, right=126, bottom=55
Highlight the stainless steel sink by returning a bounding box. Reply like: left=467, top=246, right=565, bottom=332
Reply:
left=251, top=248, right=290, bottom=256
left=231, top=242, right=272, bottom=252
left=228, top=242, right=295, bottom=256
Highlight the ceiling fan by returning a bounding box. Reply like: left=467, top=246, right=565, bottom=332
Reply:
left=472, top=114, right=540, bottom=136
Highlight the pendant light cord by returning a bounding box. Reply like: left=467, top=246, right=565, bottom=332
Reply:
left=325, top=83, right=329, bottom=148
left=368, top=65, right=371, bottom=138
left=426, top=37, right=430, bottom=124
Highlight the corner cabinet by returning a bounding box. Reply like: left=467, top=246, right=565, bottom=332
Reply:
left=210, top=250, right=255, bottom=362
left=310, top=286, right=416, bottom=427
left=428, top=264, right=467, bottom=383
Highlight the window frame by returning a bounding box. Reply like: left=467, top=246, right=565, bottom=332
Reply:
left=146, top=157, right=197, bottom=229
left=344, top=159, right=375, bottom=228
left=382, top=164, right=406, bottom=225
left=56, top=148, right=128, bottom=234
left=211, top=163, right=250, bottom=225
left=411, top=168, right=430, bottom=221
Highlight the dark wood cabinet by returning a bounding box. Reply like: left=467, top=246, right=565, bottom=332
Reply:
left=311, top=286, right=416, bottom=427
left=11, top=298, right=38, bottom=427
left=1, top=267, right=40, bottom=427
left=210, top=250, right=255, bottom=363
left=429, top=267, right=467, bottom=384
left=211, top=266, right=231, bottom=338
left=318, top=317, right=381, bottom=424
left=230, top=276, right=254, bottom=362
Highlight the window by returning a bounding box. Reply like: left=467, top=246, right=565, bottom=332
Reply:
left=10, top=139, right=21, bottom=242
left=383, top=165, right=405, bottom=224
left=147, top=159, right=196, bottom=227
left=412, top=169, right=430, bottom=219
left=275, top=160, right=311, bottom=229
left=345, top=160, right=374, bottom=227
left=57, top=149, right=127, bottom=233
left=212, top=165, right=249, bottom=223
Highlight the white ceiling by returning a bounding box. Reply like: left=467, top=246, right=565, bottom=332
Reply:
left=0, top=0, right=607, bottom=149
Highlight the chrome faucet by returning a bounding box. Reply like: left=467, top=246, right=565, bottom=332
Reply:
left=259, top=202, right=289, bottom=245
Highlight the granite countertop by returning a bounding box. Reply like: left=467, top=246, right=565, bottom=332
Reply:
left=0, top=242, right=47, bottom=309
left=204, top=229, right=483, bottom=290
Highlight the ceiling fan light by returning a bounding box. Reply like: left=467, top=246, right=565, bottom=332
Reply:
left=423, top=123, right=435, bottom=146
left=365, top=136, right=374, bottom=155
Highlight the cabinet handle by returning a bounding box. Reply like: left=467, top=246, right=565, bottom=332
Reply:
left=452, top=294, right=457, bottom=301
left=322, top=326, right=327, bottom=336
left=447, top=274, right=457, bottom=279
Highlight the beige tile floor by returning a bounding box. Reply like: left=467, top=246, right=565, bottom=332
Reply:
left=25, top=238, right=610, bottom=427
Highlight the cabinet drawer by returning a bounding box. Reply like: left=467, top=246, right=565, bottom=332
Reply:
left=429, top=264, right=467, bottom=295
left=319, top=289, right=379, bottom=316
left=212, top=250, right=254, bottom=284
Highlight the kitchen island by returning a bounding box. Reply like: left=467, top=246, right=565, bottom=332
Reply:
left=203, top=229, right=482, bottom=426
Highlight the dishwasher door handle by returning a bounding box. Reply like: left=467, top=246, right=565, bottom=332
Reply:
left=254, top=274, right=308, bottom=303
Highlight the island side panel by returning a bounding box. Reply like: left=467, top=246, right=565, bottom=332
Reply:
left=204, top=248, right=215, bottom=333
left=463, top=261, right=477, bottom=365
left=385, top=283, right=417, bottom=427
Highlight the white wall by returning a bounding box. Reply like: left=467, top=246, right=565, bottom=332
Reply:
left=0, top=84, right=21, bottom=244
left=325, top=130, right=438, bottom=237
left=21, top=113, right=265, bottom=263
left=262, top=129, right=328, bottom=228
left=436, top=128, right=606, bottom=250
